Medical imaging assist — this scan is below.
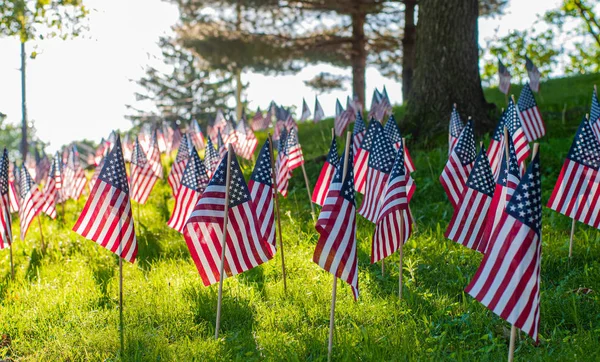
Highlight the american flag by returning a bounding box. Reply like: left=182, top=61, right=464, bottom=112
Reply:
left=276, top=128, right=290, bottom=197
left=466, top=152, right=542, bottom=342
left=300, top=98, right=311, bottom=122
left=0, top=149, right=12, bottom=249
left=183, top=150, right=274, bottom=286
left=487, top=112, right=505, bottom=178
left=217, top=130, right=227, bottom=159
left=122, top=134, right=134, bottom=163
left=188, top=119, right=205, bottom=151
left=506, top=98, right=531, bottom=165
left=372, top=143, right=413, bottom=263
left=384, top=115, right=416, bottom=173
left=18, top=166, right=43, bottom=240
left=368, top=88, right=383, bottom=121
left=518, top=83, right=546, bottom=142
left=525, top=56, right=541, bottom=92
left=40, top=153, right=61, bottom=219
left=168, top=133, right=192, bottom=196
left=358, top=121, right=396, bottom=222
left=352, top=112, right=366, bottom=155
left=376, top=86, right=392, bottom=121
left=147, top=131, right=163, bottom=179
left=314, top=96, right=325, bottom=123
left=168, top=147, right=209, bottom=233
left=63, top=146, right=87, bottom=201
left=251, top=107, right=269, bottom=131
left=479, top=136, right=523, bottom=254
left=445, top=146, right=495, bottom=251
left=286, top=128, right=304, bottom=171
left=233, top=118, right=258, bottom=160
left=156, top=127, right=168, bottom=154
left=440, top=119, right=476, bottom=209
left=588, top=87, right=600, bottom=141
left=312, top=135, right=339, bottom=206
left=548, top=117, right=600, bottom=229
left=207, top=109, right=227, bottom=142
left=449, top=104, right=464, bottom=155
left=313, top=146, right=358, bottom=300
left=354, top=118, right=380, bottom=194
left=34, top=149, right=51, bottom=185
left=334, top=99, right=351, bottom=136
left=73, top=136, right=137, bottom=262
left=498, top=58, right=511, bottom=95
left=204, top=137, right=221, bottom=178
left=8, top=162, right=19, bottom=213
left=249, top=139, right=276, bottom=247
left=130, top=138, right=159, bottom=204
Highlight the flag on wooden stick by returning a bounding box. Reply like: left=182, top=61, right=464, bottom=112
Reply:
left=518, top=83, right=546, bottom=142
left=314, top=96, right=325, bottom=123
left=130, top=138, right=159, bottom=204
left=0, top=149, right=12, bottom=249
left=354, top=118, right=380, bottom=194
left=276, top=128, right=290, bottom=197
left=18, top=166, right=43, bottom=240
left=440, top=119, right=476, bottom=209
left=384, top=115, right=415, bottom=173
left=168, top=133, right=192, bottom=196
left=488, top=112, right=506, bottom=178
left=449, top=104, right=464, bottom=155
left=498, top=58, right=511, bottom=95
left=300, top=98, right=311, bottom=122
left=525, top=56, right=541, bottom=92
left=312, top=134, right=339, bottom=206
left=204, top=137, right=221, bottom=178
left=248, top=139, right=276, bottom=247
left=505, top=98, right=530, bottom=165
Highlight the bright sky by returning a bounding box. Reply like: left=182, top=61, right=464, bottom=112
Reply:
left=0, top=0, right=562, bottom=152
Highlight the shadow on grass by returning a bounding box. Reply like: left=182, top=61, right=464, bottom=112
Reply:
left=91, top=261, right=116, bottom=309
left=25, top=247, right=43, bottom=282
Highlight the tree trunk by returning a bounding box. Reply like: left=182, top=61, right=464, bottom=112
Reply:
left=351, top=10, right=367, bottom=109
left=402, top=0, right=416, bottom=101
left=404, top=0, right=494, bottom=139
left=20, top=41, right=28, bottom=161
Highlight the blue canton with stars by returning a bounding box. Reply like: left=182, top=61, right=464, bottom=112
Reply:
left=466, top=147, right=495, bottom=197
left=517, top=83, right=538, bottom=112
left=504, top=99, right=523, bottom=136
left=326, top=137, right=340, bottom=167
left=384, top=115, right=402, bottom=144
left=389, top=143, right=406, bottom=180
left=332, top=146, right=356, bottom=205
left=567, top=116, right=600, bottom=170
left=367, top=122, right=396, bottom=173
left=286, top=128, right=300, bottom=152
left=278, top=128, right=288, bottom=155
left=360, top=118, right=381, bottom=151
left=491, top=111, right=506, bottom=141
left=217, top=130, right=225, bottom=149
left=99, top=136, right=130, bottom=194
left=506, top=152, right=542, bottom=234
left=204, top=138, right=219, bottom=169
left=353, top=112, right=365, bottom=135
left=591, top=89, right=600, bottom=123
left=0, top=148, right=9, bottom=196
left=131, top=138, right=148, bottom=168
left=209, top=152, right=252, bottom=208
left=497, top=137, right=521, bottom=186
left=181, top=148, right=209, bottom=192
left=19, top=166, right=35, bottom=199
left=175, top=133, right=192, bottom=163
left=250, top=139, right=273, bottom=186
left=49, top=152, right=61, bottom=179
left=450, top=105, right=464, bottom=138
left=454, top=120, right=477, bottom=166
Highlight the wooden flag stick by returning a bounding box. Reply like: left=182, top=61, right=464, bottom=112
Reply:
left=301, top=163, right=316, bottom=220
left=119, top=255, right=124, bottom=357
left=402, top=138, right=417, bottom=233
left=268, top=134, right=287, bottom=293
left=569, top=218, right=576, bottom=259
left=381, top=260, right=385, bottom=277
left=399, top=210, right=405, bottom=300
left=9, top=241, right=14, bottom=280
left=328, top=131, right=352, bottom=362
left=37, top=216, right=46, bottom=252
left=508, top=324, right=517, bottom=362
left=215, top=145, right=234, bottom=339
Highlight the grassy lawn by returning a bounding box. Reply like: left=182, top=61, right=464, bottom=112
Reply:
left=1, top=74, right=599, bottom=361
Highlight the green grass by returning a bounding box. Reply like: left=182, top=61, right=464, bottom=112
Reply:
left=1, top=75, right=600, bottom=361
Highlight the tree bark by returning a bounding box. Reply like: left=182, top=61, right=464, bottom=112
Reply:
left=404, top=0, right=494, bottom=139
left=401, top=0, right=416, bottom=101
left=351, top=9, right=367, bottom=109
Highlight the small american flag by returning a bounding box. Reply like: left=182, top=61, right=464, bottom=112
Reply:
left=487, top=112, right=505, bottom=178
left=548, top=117, right=600, bottom=229
left=588, top=87, right=600, bottom=141
left=384, top=115, right=415, bottom=173
left=147, top=131, right=163, bottom=179
left=34, top=150, right=51, bottom=185
left=249, top=139, right=276, bottom=248
left=63, top=146, right=87, bottom=201
left=372, top=143, right=413, bottom=263
left=207, top=109, right=227, bottom=142
left=354, top=118, right=380, bottom=194
left=122, top=134, right=134, bottom=163
left=8, top=162, right=19, bottom=213
left=334, top=99, right=351, bottom=136
left=276, top=128, right=290, bottom=197
left=168, top=133, right=192, bottom=197
left=217, top=130, right=227, bottom=159
left=130, top=138, right=159, bottom=204
left=40, top=153, right=60, bottom=219
left=518, top=83, right=546, bottom=141
left=19, top=166, right=43, bottom=240
left=286, top=128, right=304, bottom=171
left=479, top=136, right=523, bottom=254
left=506, top=98, right=531, bottom=165
left=233, top=118, right=258, bottom=160
left=190, top=120, right=206, bottom=151
left=251, top=107, right=269, bottom=131
left=466, top=152, right=542, bottom=342
left=352, top=112, right=366, bottom=156
left=312, top=135, right=339, bottom=206
left=314, top=97, right=325, bottom=123
left=440, top=119, right=476, bottom=209
left=498, top=58, right=511, bottom=95
left=445, top=146, right=495, bottom=251
left=449, top=104, right=464, bottom=155
left=168, top=147, right=209, bottom=233
left=73, top=136, right=137, bottom=262
left=358, top=121, right=396, bottom=223
left=368, top=88, right=383, bottom=121
left=183, top=150, right=274, bottom=286
left=525, top=56, right=541, bottom=92
left=0, top=149, right=12, bottom=249
left=313, top=146, right=358, bottom=300
left=204, top=137, right=221, bottom=178
left=300, top=98, right=311, bottom=122
left=376, top=86, right=392, bottom=122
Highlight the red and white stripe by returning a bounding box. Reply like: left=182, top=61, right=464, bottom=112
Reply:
left=358, top=168, right=390, bottom=222
left=488, top=138, right=503, bottom=178
left=147, top=137, right=163, bottom=179
left=312, top=161, right=336, bottom=206
left=520, top=107, right=546, bottom=142
left=440, top=154, right=473, bottom=210
left=287, top=143, right=304, bottom=171
left=130, top=163, right=159, bottom=204
left=276, top=152, right=289, bottom=197
left=249, top=180, right=275, bottom=247
left=168, top=159, right=187, bottom=197
left=0, top=193, right=11, bottom=249
left=353, top=148, right=369, bottom=194
left=19, top=190, right=40, bottom=240
left=445, top=187, right=492, bottom=250
left=352, top=130, right=365, bottom=156
left=167, top=186, right=202, bottom=233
